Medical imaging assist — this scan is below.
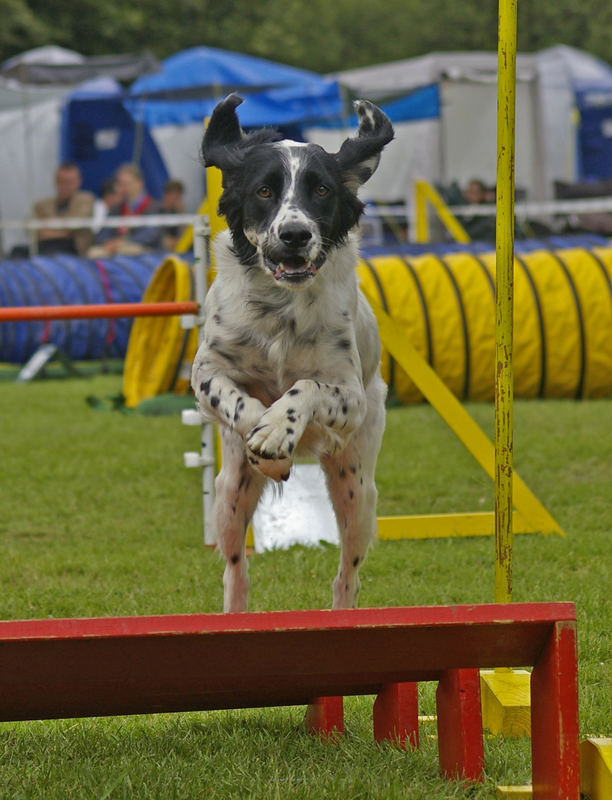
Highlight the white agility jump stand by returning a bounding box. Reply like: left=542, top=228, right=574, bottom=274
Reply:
left=181, top=216, right=217, bottom=547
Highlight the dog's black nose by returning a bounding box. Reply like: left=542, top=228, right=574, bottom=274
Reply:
left=279, top=225, right=312, bottom=248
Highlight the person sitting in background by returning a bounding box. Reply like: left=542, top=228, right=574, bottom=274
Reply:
left=155, top=179, right=186, bottom=251
left=33, top=163, right=95, bottom=256
left=91, top=177, right=120, bottom=235
left=456, top=178, right=496, bottom=241
left=88, top=163, right=160, bottom=257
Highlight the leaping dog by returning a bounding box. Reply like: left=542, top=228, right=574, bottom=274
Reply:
left=192, top=94, right=394, bottom=612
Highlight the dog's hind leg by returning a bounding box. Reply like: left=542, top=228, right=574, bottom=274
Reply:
left=214, top=427, right=267, bottom=612
left=321, top=375, right=386, bottom=609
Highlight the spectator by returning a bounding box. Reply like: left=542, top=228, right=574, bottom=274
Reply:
left=33, top=163, right=95, bottom=256
left=463, top=178, right=493, bottom=206
left=456, top=178, right=496, bottom=241
left=92, top=177, right=120, bottom=234
left=156, top=179, right=186, bottom=250
left=88, top=163, right=160, bottom=257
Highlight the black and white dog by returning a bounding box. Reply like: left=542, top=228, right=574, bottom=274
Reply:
left=192, top=94, right=394, bottom=612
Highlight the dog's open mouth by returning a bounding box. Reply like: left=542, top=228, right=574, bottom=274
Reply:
left=267, top=257, right=318, bottom=283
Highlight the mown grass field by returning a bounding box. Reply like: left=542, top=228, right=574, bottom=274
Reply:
left=0, top=372, right=610, bottom=799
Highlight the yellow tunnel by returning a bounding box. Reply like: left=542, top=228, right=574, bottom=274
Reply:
left=123, top=247, right=612, bottom=407
left=358, top=247, right=612, bottom=403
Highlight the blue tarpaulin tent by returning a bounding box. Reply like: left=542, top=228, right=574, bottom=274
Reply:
left=552, top=45, right=612, bottom=180
left=126, top=46, right=343, bottom=129
left=60, top=77, right=169, bottom=199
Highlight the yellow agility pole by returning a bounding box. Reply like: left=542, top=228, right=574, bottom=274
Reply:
left=495, top=0, right=517, bottom=606
left=481, top=1, right=531, bottom=746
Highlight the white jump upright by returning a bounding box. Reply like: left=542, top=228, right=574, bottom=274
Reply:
left=181, top=216, right=217, bottom=546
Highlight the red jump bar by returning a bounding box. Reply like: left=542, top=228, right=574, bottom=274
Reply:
left=0, top=603, right=579, bottom=798
left=0, top=301, right=199, bottom=322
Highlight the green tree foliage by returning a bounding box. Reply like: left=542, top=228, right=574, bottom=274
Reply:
left=1, top=0, right=611, bottom=74
left=0, top=0, right=52, bottom=56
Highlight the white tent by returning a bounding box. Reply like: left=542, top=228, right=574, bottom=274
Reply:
left=306, top=48, right=580, bottom=208
left=0, top=49, right=91, bottom=254
left=0, top=82, right=65, bottom=254
left=0, top=46, right=159, bottom=255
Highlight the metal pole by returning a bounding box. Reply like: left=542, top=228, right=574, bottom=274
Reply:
left=0, top=301, right=198, bottom=322
left=495, top=0, right=517, bottom=605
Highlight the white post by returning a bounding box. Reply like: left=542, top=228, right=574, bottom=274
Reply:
left=182, top=216, right=217, bottom=546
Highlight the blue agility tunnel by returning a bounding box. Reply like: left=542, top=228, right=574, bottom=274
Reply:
left=0, top=253, right=161, bottom=363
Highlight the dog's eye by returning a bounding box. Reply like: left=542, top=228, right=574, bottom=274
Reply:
left=315, top=185, right=329, bottom=197
left=257, top=185, right=273, bottom=199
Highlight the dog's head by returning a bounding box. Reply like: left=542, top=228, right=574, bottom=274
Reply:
left=202, top=93, right=393, bottom=287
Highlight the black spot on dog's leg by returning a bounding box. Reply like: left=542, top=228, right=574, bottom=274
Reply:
left=200, top=379, right=212, bottom=395
left=230, top=554, right=240, bottom=565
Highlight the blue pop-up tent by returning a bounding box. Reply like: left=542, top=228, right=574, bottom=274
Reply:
left=60, top=76, right=169, bottom=199
left=550, top=45, right=612, bottom=180
left=126, top=46, right=343, bottom=129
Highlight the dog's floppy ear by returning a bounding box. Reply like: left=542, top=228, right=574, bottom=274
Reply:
left=202, top=93, right=283, bottom=171
left=335, top=100, right=394, bottom=191
left=202, top=93, right=245, bottom=170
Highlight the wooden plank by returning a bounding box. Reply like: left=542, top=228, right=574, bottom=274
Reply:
left=0, top=603, right=579, bottom=798
left=373, top=682, right=419, bottom=749
left=304, top=696, right=344, bottom=740
left=437, top=669, right=484, bottom=781
left=0, top=604, right=575, bottom=723
left=481, top=668, right=531, bottom=737
left=531, top=621, right=580, bottom=799
left=580, top=738, right=612, bottom=800
left=378, top=511, right=537, bottom=540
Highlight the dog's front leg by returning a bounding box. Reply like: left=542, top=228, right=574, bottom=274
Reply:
left=193, top=370, right=293, bottom=482
left=246, top=378, right=366, bottom=464
left=193, top=373, right=265, bottom=438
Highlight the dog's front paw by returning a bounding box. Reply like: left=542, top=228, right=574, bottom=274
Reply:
left=246, top=406, right=302, bottom=462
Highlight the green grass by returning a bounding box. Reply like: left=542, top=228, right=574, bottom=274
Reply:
left=0, top=374, right=610, bottom=799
